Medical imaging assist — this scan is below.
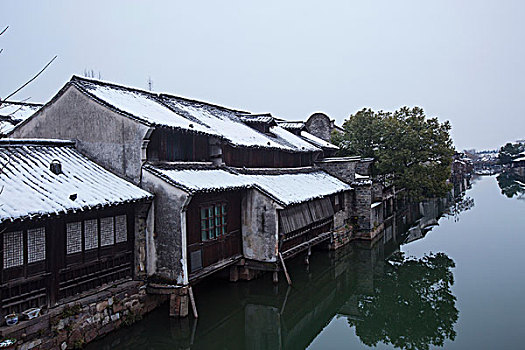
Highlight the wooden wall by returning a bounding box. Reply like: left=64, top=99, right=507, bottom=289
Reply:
left=186, top=190, right=243, bottom=275
left=0, top=205, right=135, bottom=316
left=223, top=145, right=315, bottom=168
left=147, top=128, right=209, bottom=162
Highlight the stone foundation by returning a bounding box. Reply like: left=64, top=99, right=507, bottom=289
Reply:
left=0, top=280, right=166, bottom=350
left=330, top=224, right=353, bottom=250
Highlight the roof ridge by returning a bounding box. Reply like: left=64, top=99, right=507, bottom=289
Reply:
left=0, top=101, right=43, bottom=107
left=70, top=75, right=249, bottom=115
left=158, top=93, right=249, bottom=114
left=0, top=138, right=75, bottom=147
left=71, top=75, right=159, bottom=98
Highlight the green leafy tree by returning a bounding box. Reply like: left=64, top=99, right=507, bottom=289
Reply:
left=333, top=107, right=454, bottom=200
left=497, top=142, right=524, bottom=165
left=348, top=252, right=458, bottom=350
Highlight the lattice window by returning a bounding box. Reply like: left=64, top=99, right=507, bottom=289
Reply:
left=84, top=219, right=98, bottom=250
left=100, top=217, right=115, bottom=246
left=27, top=227, right=46, bottom=263
left=3, top=231, right=23, bottom=268
left=200, top=203, right=227, bottom=241
left=66, top=222, right=82, bottom=254
left=115, top=215, right=127, bottom=243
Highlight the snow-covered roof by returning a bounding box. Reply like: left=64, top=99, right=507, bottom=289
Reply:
left=0, top=101, right=42, bottom=134
left=143, top=165, right=351, bottom=206
left=300, top=131, right=339, bottom=150
left=240, top=114, right=276, bottom=125
left=0, top=139, right=152, bottom=223
left=316, top=156, right=361, bottom=163
left=277, top=121, right=306, bottom=131
left=70, top=76, right=321, bottom=153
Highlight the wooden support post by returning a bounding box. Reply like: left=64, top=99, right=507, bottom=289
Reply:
left=189, top=286, right=198, bottom=319
left=280, top=285, right=291, bottom=314
left=278, top=252, right=292, bottom=286
left=304, top=246, right=311, bottom=265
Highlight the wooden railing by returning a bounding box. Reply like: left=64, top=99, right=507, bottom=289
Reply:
left=0, top=273, right=49, bottom=315
left=58, top=252, right=132, bottom=300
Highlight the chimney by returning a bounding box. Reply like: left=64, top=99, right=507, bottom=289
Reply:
left=50, top=159, right=62, bottom=175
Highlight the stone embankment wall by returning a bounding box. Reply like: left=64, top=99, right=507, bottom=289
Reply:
left=0, top=281, right=167, bottom=350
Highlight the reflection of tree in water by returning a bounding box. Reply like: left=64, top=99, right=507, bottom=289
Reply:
left=497, top=172, right=525, bottom=199
left=447, top=194, right=475, bottom=222
left=348, top=252, right=458, bottom=350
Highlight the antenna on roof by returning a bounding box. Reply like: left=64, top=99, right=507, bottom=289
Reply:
left=148, top=77, right=153, bottom=91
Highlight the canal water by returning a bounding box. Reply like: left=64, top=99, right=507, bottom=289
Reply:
left=88, top=176, right=525, bottom=349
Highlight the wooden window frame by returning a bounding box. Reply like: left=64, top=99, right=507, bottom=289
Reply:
left=200, top=202, right=228, bottom=242
left=65, top=213, right=129, bottom=266
left=1, top=227, right=47, bottom=280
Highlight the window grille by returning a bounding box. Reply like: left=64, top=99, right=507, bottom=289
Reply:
left=66, top=222, right=82, bottom=254
left=27, top=227, right=46, bottom=263
left=3, top=231, right=23, bottom=268
left=100, top=217, right=115, bottom=246
left=200, top=203, right=227, bottom=241
left=84, top=219, right=98, bottom=250
left=115, top=215, right=127, bottom=243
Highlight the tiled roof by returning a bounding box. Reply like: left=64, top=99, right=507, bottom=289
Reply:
left=70, top=76, right=320, bottom=153
left=240, top=114, right=276, bottom=125
left=0, top=101, right=42, bottom=135
left=0, top=139, right=152, bottom=223
left=143, top=165, right=351, bottom=206
left=277, top=121, right=306, bottom=131
left=300, top=131, right=339, bottom=150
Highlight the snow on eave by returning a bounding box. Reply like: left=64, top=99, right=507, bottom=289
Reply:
left=0, top=143, right=153, bottom=224
left=144, top=165, right=351, bottom=207
left=277, top=121, right=307, bottom=130
left=300, top=131, right=339, bottom=150
left=317, top=156, right=362, bottom=163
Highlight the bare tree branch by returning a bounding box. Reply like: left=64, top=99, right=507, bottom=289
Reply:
left=0, top=26, right=8, bottom=37
left=1, top=55, right=57, bottom=104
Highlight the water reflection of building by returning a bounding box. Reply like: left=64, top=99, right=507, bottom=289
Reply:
left=88, top=194, right=461, bottom=350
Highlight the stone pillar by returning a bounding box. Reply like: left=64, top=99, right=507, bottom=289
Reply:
left=352, top=181, right=372, bottom=232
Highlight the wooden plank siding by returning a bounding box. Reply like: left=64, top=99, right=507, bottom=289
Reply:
left=146, top=128, right=209, bottom=162
left=0, top=205, right=136, bottom=316
left=279, top=196, right=338, bottom=252
left=223, top=145, right=315, bottom=168
left=186, top=191, right=243, bottom=276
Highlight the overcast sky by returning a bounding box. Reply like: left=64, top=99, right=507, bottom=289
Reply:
left=2, top=1, right=524, bottom=150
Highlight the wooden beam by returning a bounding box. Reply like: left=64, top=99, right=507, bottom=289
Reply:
left=278, top=252, right=292, bottom=286
left=189, top=286, right=198, bottom=318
